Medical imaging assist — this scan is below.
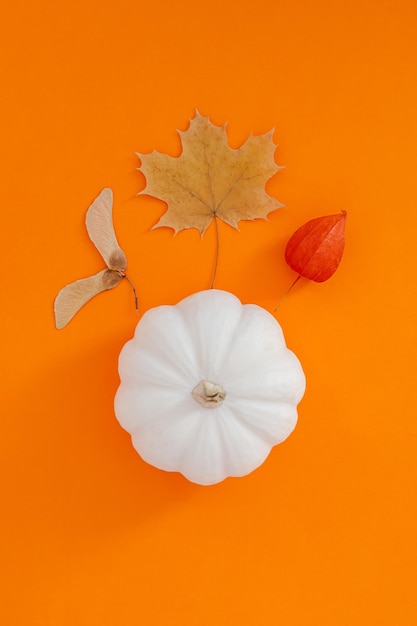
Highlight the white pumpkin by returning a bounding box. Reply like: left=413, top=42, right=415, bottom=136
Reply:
left=114, top=290, right=305, bottom=485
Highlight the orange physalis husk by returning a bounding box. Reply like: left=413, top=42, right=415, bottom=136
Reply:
left=285, top=211, right=347, bottom=282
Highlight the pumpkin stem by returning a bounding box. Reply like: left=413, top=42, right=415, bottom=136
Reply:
left=192, top=379, right=226, bottom=409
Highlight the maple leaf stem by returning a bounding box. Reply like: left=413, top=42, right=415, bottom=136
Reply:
left=210, top=215, right=221, bottom=289
left=274, top=275, right=302, bottom=312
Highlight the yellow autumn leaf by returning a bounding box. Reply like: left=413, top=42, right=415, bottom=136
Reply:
left=137, top=111, right=283, bottom=235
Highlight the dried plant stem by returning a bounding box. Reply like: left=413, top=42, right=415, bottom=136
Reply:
left=122, top=273, right=139, bottom=312
left=274, top=275, right=301, bottom=312
left=211, top=215, right=220, bottom=289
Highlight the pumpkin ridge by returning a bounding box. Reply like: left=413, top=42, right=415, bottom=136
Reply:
left=215, top=306, right=287, bottom=382
left=176, top=290, right=245, bottom=378
left=119, top=345, right=193, bottom=387
left=226, top=401, right=298, bottom=446
left=133, top=403, right=204, bottom=459
left=214, top=408, right=272, bottom=476
left=178, top=410, right=228, bottom=484
left=131, top=306, right=201, bottom=381
left=114, top=386, right=190, bottom=434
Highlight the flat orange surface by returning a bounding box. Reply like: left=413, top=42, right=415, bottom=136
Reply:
left=1, top=1, right=417, bottom=624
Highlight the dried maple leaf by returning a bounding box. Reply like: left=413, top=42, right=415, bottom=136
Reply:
left=137, top=111, right=283, bottom=235
left=54, top=188, right=137, bottom=329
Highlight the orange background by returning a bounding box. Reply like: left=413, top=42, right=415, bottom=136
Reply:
left=1, top=0, right=417, bottom=624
